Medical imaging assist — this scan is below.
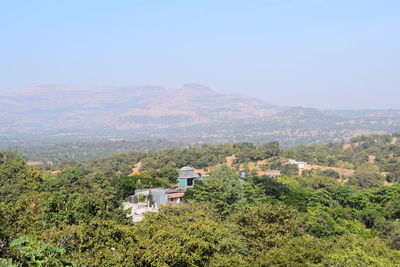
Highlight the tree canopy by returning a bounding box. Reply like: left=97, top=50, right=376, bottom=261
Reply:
left=2, top=134, right=400, bottom=265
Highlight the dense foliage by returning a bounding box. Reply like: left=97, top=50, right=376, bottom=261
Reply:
left=284, top=133, right=400, bottom=176
left=9, top=139, right=184, bottom=163
left=2, top=134, right=400, bottom=265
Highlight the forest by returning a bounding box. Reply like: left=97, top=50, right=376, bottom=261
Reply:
left=1, top=133, right=400, bottom=266
left=3, top=139, right=184, bottom=163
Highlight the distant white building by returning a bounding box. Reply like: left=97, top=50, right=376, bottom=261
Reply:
left=287, top=159, right=307, bottom=169
left=124, top=188, right=186, bottom=222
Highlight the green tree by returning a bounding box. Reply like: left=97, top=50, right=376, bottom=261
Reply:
left=320, top=169, right=340, bottom=178
left=259, top=141, right=280, bottom=159
left=10, top=236, right=69, bottom=266
left=251, top=175, right=289, bottom=198
left=135, top=203, right=246, bottom=266
left=349, top=172, right=384, bottom=188
left=232, top=203, right=300, bottom=255
left=0, top=258, right=15, bottom=267
left=185, top=165, right=244, bottom=217
left=280, top=164, right=299, bottom=176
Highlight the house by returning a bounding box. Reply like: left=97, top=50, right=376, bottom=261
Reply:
left=123, top=188, right=163, bottom=222
left=178, top=166, right=198, bottom=188
left=124, top=188, right=187, bottom=222
left=123, top=166, right=198, bottom=222
left=130, top=187, right=168, bottom=206
left=167, top=192, right=185, bottom=203
left=287, top=159, right=307, bottom=169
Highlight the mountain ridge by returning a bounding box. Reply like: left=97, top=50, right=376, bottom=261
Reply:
left=1, top=84, right=400, bottom=146
left=0, top=84, right=282, bottom=132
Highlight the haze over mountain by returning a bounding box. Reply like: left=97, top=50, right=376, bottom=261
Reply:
left=0, top=83, right=280, bottom=131
left=1, top=84, right=400, bottom=146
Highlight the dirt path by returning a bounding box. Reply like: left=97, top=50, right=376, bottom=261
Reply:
left=225, top=155, right=235, bottom=166
left=129, top=162, right=142, bottom=176
left=304, top=164, right=355, bottom=176
left=368, top=155, right=376, bottom=164
left=343, top=144, right=352, bottom=149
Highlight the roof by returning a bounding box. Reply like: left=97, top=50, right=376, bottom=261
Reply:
left=165, top=188, right=184, bottom=193
left=180, top=166, right=194, bottom=171
left=134, top=191, right=149, bottom=196
left=167, top=192, right=185, bottom=198
left=134, top=187, right=166, bottom=195
left=288, top=159, right=307, bottom=165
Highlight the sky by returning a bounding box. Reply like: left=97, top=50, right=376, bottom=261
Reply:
left=0, top=0, right=399, bottom=109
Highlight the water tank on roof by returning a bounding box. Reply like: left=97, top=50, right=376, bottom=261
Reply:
left=179, top=166, right=196, bottom=179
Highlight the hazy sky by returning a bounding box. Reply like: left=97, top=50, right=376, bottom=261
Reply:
left=1, top=0, right=399, bottom=109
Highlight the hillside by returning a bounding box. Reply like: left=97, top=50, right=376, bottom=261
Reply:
left=283, top=133, right=400, bottom=182
left=3, top=133, right=400, bottom=265
left=2, top=84, right=400, bottom=146
left=55, top=133, right=399, bottom=188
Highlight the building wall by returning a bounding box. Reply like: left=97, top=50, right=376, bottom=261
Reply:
left=168, top=197, right=184, bottom=204
left=179, top=178, right=187, bottom=187
left=179, top=167, right=196, bottom=178
left=151, top=191, right=168, bottom=207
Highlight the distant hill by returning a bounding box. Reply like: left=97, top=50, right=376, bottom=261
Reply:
left=1, top=84, right=400, bottom=146
left=0, top=83, right=280, bottom=133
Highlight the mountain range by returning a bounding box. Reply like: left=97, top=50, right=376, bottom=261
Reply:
left=1, top=84, right=400, bottom=146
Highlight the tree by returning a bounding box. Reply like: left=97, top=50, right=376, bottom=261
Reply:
left=374, top=219, right=400, bottom=250
left=158, top=168, right=178, bottom=183
left=280, top=164, right=299, bottom=176
left=135, top=203, right=246, bottom=266
left=120, top=171, right=169, bottom=194
left=259, top=141, right=280, bottom=159
left=0, top=258, right=15, bottom=267
left=348, top=172, right=384, bottom=188
left=0, top=151, right=41, bottom=204
left=321, top=235, right=400, bottom=266
left=10, top=236, right=69, bottom=266
left=304, top=205, right=344, bottom=237
left=117, top=176, right=137, bottom=199
left=255, top=236, right=326, bottom=266
left=41, top=219, right=139, bottom=266
left=251, top=175, right=289, bottom=198
left=320, top=169, right=340, bottom=178
left=185, top=165, right=244, bottom=217
left=232, top=203, right=300, bottom=255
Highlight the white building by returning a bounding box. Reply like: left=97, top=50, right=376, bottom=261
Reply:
left=123, top=187, right=186, bottom=222
left=287, top=159, right=307, bottom=169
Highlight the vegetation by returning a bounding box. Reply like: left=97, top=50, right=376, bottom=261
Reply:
left=7, top=139, right=183, bottom=163
left=2, top=134, right=400, bottom=265
left=284, top=133, right=400, bottom=183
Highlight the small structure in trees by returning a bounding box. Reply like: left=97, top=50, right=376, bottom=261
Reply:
left=178, top=166, right=199, bottom=188
left=123, top=166, right=198, bottom=222
left=287, top=159, right=307, bottom=169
